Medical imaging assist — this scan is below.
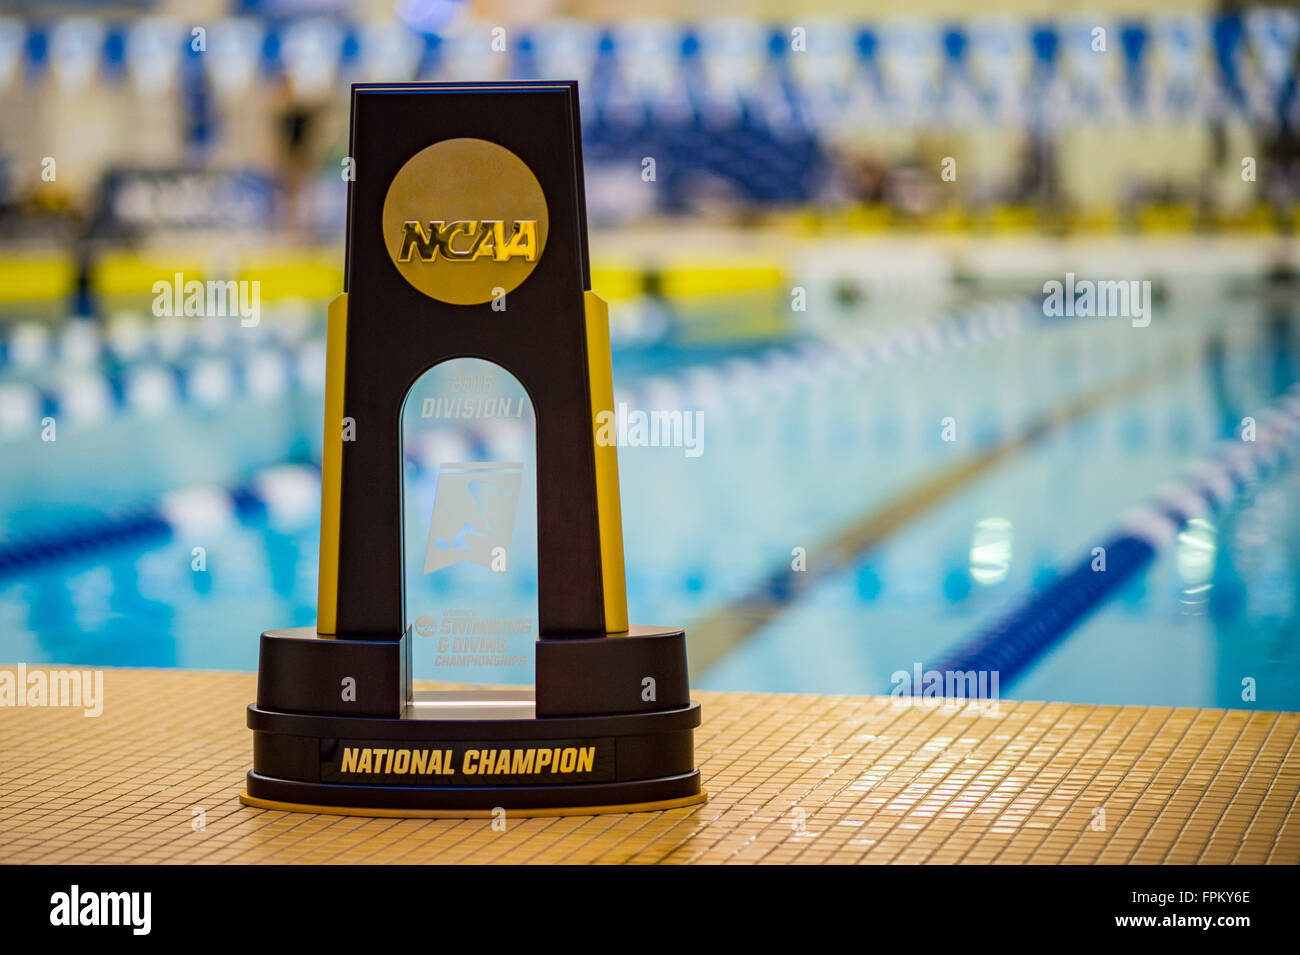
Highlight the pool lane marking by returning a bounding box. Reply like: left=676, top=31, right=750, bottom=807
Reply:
left=0, top=439, right=512, bottom=579
left=0, top=464, right=322, bottom=580
left=0, top=296, right=1028, bottom=441
left=0, top=300, right=1112, bottom=603
left=0, top=299, right=1036, bottom=576
left=0, top=339, right=324, bottom=439
left=925, top=384, right=1300, bottom=693
left=687, top=346, right=1200, bottom=676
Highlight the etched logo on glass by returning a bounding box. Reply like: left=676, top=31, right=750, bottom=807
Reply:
left=423, top=461, right=523, bottom=574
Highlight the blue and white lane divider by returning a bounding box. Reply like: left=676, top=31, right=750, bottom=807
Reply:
left=0, top=307, right=322, bottom=372
left=1, top=297, right=1036, bottom=443
left=0, top=464, right=321, bottom=580
left=0, top=297, right=1041, bottom=579
left=0, top=336, right=328, bottom=440
left=612, top=297, right=1036, bottom=413
left=0, top=296, right=1038, bottom=577
left=0, top=441, right=486, bottom=579
left=924, top=383, right=1300, bottom=691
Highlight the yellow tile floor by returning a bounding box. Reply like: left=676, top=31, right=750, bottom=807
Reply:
left=0, top=669, right=1296, bottom=864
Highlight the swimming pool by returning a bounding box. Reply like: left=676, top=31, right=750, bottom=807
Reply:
left=1, top=282, right=1297, bottom=710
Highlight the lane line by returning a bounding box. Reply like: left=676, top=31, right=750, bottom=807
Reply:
left=927, top=383, right=1300, bottom=692
left=688, top=345, right=1199, bottom=676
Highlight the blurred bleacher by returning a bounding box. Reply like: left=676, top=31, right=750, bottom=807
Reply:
left=1, top=8, right=1298, bottom=225
left=0, top=4, right=1297, bottom=320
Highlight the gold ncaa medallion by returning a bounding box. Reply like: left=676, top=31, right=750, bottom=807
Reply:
left=381, top=137, right=549, bottom=306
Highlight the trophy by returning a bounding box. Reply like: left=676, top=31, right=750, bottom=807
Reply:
left=241, top=82, right=704, bottom=815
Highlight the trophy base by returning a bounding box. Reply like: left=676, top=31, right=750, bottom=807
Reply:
left=238, top=789, right=707, bottom=818
left=247, top=628, right=705, bottom=816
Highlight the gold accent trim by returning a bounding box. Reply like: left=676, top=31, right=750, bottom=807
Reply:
left=239, top=789, right=707, bottom=818
left=316, top=292, right=348, bottom=635
left=584, top=289, right=629, bottom=633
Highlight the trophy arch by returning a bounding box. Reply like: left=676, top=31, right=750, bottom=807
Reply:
left=397, top=353, right=540, bottom=662
left=315, top=289, right=628, bottom=643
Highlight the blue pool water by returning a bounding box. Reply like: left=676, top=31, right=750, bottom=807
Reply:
left=1, top=287, right=1298, bottom=710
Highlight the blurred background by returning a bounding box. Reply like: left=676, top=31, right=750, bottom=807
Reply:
left=1, top=0, right=1299, bottom=710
